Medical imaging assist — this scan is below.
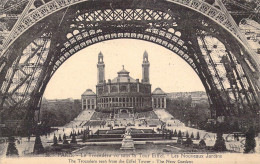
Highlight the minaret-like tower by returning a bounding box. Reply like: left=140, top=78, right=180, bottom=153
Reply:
left=97, top=52, right=105, bottom=84
left=142, top=50, right=150, bottom=83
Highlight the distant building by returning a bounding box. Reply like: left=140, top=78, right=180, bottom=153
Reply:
left=152, top=88, right=167, bottom=109
left=167, top=91, right=208, bottom=107
left=81, top=89, right=96, bottom=110
left=81, top=51, right=167, bottom=113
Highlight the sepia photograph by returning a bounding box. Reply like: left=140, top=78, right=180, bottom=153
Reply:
left=0, top=0, right=260, bottom=164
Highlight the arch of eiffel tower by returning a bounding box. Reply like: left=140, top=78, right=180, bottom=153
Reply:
left=0, top=0, right=259, bottom=131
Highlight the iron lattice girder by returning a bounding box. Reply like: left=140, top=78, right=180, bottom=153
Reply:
left=0, top=0, right=255, bottom=56
left=0, top=32, right=52, bottom=110
left=0, top=0, right=259, bottom=120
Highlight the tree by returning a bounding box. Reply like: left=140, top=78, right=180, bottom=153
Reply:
left=178, top=130, right=182, bottom=138
left=71, top=134, right=77, bottom=144
left=6, top=136, right=19, bottom=157
left=213, top=133, right=227, bottom=151
left=58, top=134, right=62, bottom=142
left=177, top=138, right=183, bottom=144
left=70, top=131, right=73, bottom=138
left=190, top=132, right=194, bottom=139
left=63, top=134, right=69, bottom=144
left=186, top=131, right=189, bottom=138
left=169, top=130, right=173, bottom=139
left=53, top=134, right=58, bottom=145
left=244, top=126, right=256, bottom=153
left=199, top=139, right=206, bottom=148
left=33, top=134, right=44, bottom=154
left=78, top=130, right=80, bottom=136
left=173, top=129, right=178, bottom=137
left=82, top=131, right=87, bottom=143
left=184, top=137, right=193, bottom=147
left=196, top=132, right=200, bottom=140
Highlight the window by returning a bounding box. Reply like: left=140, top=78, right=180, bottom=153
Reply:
left=162, top=100, right=164, bottom=108
left=111, top=86, right=118, bottom=92
left=130, top=84, right=137, bottom=92
left=120, top=85, right=127, bottom=92
left=98, top=88, right=103, bottom=94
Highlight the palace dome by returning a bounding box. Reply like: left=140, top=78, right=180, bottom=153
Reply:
left=82, top=89, right=96, bottom=96
left=152, top=88, right=166, bottom=95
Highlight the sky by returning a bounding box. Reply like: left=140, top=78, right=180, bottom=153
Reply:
left=43, top=39, right=205, bottom=99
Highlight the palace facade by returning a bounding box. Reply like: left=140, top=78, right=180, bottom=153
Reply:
left=81, top=51, right=166, bottom=113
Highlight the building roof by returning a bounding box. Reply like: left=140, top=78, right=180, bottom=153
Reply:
left=111, top=76, right=136, bottom=83
left=82, top=89, right=96, bottom=96
left=152, top=88, right=166, bottom=95
left=111, top=66, right=136, bottom=83
left=117, top=65, right=129, bottom=75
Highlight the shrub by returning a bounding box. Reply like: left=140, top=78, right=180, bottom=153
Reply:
left=184, top=137, right=193, bottom=147
left=169, top=130, right=173, bottom=139
left=58, top=134, right=62, bottom=142
left=178, top=130, right=182, bottom=138
left=53, top=134, right=58, bottom=145
left=82, top=131, right=87, bottom=143
left=186, top=132, right=189, bottom=138
left=177, top=138, right=183, bottom=144
left=244, top=126, right=256, bottom=153
left=196, top=132, right=200, bottom=140
left=173, top=129, right=178, bottom=137
left=33, top=134, right=44, bottom=154
left=199, top=139, right=206, bottom=148
left=190, top=132, right=194, bottom=139
left=63, top=134, right=69, bottom=144
left=6, top=136, right=19, bottom=157
left=213, top=133, right=227, bottom=151
left=70, top=134, right=77, bottom=144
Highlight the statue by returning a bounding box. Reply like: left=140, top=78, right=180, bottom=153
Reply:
left=120, top=127, right=135, bottom=150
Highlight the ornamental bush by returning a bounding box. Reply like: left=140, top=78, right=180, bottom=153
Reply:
left=6, top=136, right=19, bottom=157
left=190, top=132, right=194, bottom=139
left=184, top=137, right=193, bottom=146
left=33, top=134, right=44, bottom=154
left=199, top=139, right=206, bottom=148
left=186, top=132, right=189, bottom=138
left=173, top=129, right=178, bottom=137
left=213, top=133, right=227, bottom=151
left=244, top=126, right=256, bottom=153
left=178, top=130, right=182, bottom=138
left=58, top=134, right=62, bottom=142
left=196, top=132, right=200, bottom=140
left=70, top=134, right=77, bottom=144
left=53, top=134, right=58, bottom=145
